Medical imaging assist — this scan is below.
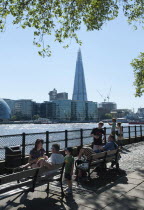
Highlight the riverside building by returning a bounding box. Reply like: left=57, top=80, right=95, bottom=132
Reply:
left=0, top=98, right=11, bottom=120
left=14, top=99, right=33, bottom=118
left=49, top=88, right=68, bottom=101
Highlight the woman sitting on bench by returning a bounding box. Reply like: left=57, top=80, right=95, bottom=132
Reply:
left=21, top=139, right=48, bottom=169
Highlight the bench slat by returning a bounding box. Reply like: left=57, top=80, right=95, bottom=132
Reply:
left=0, top=168, right=38, bottom=185
left=91, top=151, right=106, bottom=160
left=106, top=149, right=118, bottom=156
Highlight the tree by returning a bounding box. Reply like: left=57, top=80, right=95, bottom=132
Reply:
left=0, top=0, right=143, bottom=56
left=131, top=52, right=144, bottom=97
left=0, top=1, right=144, bottom=94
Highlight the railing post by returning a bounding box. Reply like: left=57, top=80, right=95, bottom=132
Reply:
left=22, top=132, right=25, bottom=164
left=80, top=129, right=83, bottom=147
left=65, top=130, right=68, bottom=148
left=128, top=126, right=131, bottom=144
left=104, top=127, right=106, bottom=144
left=140, top=125, right=142, bottom=141
left=135, top=125, right=137, bottom=142
left=46, top=131, right=49, bottom=156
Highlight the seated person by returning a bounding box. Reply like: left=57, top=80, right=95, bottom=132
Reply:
left=78, top=146, right=96, bottom=161
left=99, top=135, right=118, bottom=152
left=21, top=139, right=48, bottom=168
left=38, top=143, right=64, bottom=171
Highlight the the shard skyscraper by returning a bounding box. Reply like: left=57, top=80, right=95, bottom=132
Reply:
left=72, top=49, right=88, bottom=101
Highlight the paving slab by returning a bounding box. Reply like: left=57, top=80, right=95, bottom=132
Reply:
left=100, top=183, right=136, bottom=199
left=0, top=166, right=144, bottom=210
left=72, top=192, right=114, bottom=209
left=127, top=169, right=144, bottom=180
left=116, top=176, right=143, bottom=185
left=126, top=188, right=144, bottom=200
left=103, top=195, right=144, bottom=210
left=135, top=182, right=144, bottom=191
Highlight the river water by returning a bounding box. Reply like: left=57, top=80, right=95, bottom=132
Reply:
left=0, top=123, right=143, bottom=160
left=0, top=123, right=109, bottom=135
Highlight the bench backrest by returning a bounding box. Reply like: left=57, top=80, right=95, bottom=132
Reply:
left=38, top=163, right=64, bottom=176
left=105, top=149, right=118, bottom=162
left=106, top=149, right=118, bottom=156
left=0, top=168, right=39, bottom=185
left=89, top=149, right=118, bottom=164
left=91, top=151, right=106, bottom=161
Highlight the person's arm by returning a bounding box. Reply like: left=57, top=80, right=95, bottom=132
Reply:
left=91, top=129, right=94, bottom=137
left=120, top=126, right=123, bottom=134
left=91, top=133, right=100, bottom=140
left=28, top=155, right=37, bottom=164
left=78, top=148, right=84, bottom=160
left=102, top=143, right=108, bottom=151
left=71, top=164, right=74, bottom=176
left=43, top=154, right=48, bottom=160
left=102, top=130, right=106, bottom=140
left=98, top=146, right=104, bottom=151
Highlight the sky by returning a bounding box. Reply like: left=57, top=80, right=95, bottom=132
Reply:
left=0, top=11, right=144, bottom=112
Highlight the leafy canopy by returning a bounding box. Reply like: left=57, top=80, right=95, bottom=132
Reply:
left=131, top=52, right=144, bottom=97
left=0, top=0, right=144, bottom=96
left=0, top=0, right=143, bottom=56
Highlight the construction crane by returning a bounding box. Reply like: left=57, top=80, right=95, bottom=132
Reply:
left=107, top=87, right=112, bottom=102
left=97, top=87, right=112, bottom=102
left=96, top=90, right=106, bottom=102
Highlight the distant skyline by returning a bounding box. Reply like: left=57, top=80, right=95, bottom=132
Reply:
left=0, top=13, right=144, bottom=112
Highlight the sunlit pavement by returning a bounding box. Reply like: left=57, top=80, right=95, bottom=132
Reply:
left=1, top=142, right=144, bottom=210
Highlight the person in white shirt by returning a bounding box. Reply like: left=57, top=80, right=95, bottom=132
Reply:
left=37, top=144, right=64, bottom=169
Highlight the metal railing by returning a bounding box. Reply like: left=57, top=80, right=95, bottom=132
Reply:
left=0, top=125, right=144, bottom=162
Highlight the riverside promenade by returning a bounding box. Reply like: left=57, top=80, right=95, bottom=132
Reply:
left=1, top=142, right=144, bottom=210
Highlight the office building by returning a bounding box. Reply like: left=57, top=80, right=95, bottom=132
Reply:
left=14, top=99, right=33, bottom=118
left=72, top=49, right=87, bottom=101
left=49, top=89, right=68, bottom=101
left=54, top=100, right=71, bottom=121
left=86, top=101, right=98, bottom=121
left=0, top=98, right=11, bottom=120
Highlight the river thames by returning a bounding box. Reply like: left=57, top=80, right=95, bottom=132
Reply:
left=0, top=123, right=144, bottom=160
left=0, top=122, right=129, bottom=135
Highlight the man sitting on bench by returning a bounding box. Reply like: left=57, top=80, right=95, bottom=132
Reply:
left=37, top=144, right=64, bottom=170
left=78, top=135, right=118, bottom=160
left=98, top=135, right=118, bottom=152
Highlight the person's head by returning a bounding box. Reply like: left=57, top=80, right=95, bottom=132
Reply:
left=51, top=144, right=60, bottom=153
left=65, top=147, right=73, bottom=155
left=98, top=121, right=104, bottom=128
left=112, top=118, right=116, bottom=122
left=35, top=139, right=44, bottom=150
left=117, top=122, right=121, bottom=127
left=108, top=135, right=115, bottom=142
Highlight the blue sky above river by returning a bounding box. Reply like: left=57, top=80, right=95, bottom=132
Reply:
left=0, top=12, right=144, bottom=111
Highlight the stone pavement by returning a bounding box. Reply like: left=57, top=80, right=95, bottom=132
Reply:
left=0, top=167, right=144, bottom=210
left=119, top=142, right=144, bottom=172
left=1, top=142, right=144, bottom=210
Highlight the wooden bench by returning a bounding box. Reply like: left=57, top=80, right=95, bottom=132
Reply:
left=75, top=149, right=120, bottom=183
left=0, top=163, right=65, bottom=205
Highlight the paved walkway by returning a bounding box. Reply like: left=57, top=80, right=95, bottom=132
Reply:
left=1, top=142, right=144, bottom=210
left=0, top=168, right=144, bottom=210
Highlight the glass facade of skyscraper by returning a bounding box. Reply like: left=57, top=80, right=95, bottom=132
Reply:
left=72, top=49, right=87, bottom=101
left=0, top=99, right=11, bottom=120
left=54, top=100, right=71, bottom=120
